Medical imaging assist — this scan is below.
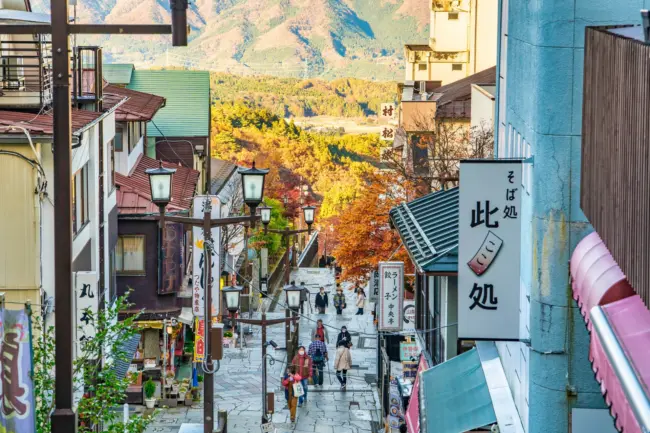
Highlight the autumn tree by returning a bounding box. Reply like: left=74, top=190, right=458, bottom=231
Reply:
left=330, top=171, right=414, bottom=283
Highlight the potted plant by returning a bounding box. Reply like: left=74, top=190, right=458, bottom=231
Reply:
left=165, top=371, right=175, bottom=386
left=191, top=386, right=200, bottom=401
left=144, top=379, right=157, bottom=409
left=223, top=331, right=233, bottom=348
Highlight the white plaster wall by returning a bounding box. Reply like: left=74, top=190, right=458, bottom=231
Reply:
left=471, top=85, right=496, bottom=131
left=114, top=126, right=128, bottom=175
left=127, top=135, right=144, bottom=174
left=431, top=9, right=469, bottom=52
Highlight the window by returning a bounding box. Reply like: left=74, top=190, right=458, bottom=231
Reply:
left=452, top=63, right=463, bottom=71
left=108, top=138, right=115, bottom=190
left=448, top=12, right=459, bottom=19
left=116, top=235, right=146, bottom=274
left=73, top=164, right=89, bottom=234
left=128, top=122, right=142, bottom=153
left=418, top=63, right=428, bottom=71
left=115, top=126, right=123, bottom=151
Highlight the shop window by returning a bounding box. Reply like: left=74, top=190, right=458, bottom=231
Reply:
left=116, top=235, right=146, bottom=274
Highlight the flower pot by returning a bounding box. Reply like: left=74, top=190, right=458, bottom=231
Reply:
left=144, top=398, right=156, bottom=409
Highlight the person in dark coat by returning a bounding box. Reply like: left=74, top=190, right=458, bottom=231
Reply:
left=336, top=326, right=352, bottom=348
left=314, top=286, right=329, bottom=314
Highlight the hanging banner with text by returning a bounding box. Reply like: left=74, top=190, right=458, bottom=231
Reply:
left=368, top=270, right=380, bottom=304
left=194, top=318, right=205, bottom=363
left=192, top=196, right=221, bottom=325
left=378, top=262, right=404, bottom=332
left=74, top=271, right=98, bottom=357
left=0, top=308, right=36, bottom=432
left=160, top=223, right=184, bottom=294
left=458, top=160, right=522, bottom=340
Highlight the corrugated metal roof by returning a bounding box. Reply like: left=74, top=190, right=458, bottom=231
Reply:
left=0, top=109, right=102, bottom=135
left=103, top=84, right=166, bottom=122
left=103, top=64, right=135, bottom=85
left=115, top=155, right=199, bottom=213
left=127, top=70, right=210, bottom=138
left=433, top=66, right=496, bottom=119
left=389, top=187, right=459, bottom=273
left=112, top=333, right=141, bottom=380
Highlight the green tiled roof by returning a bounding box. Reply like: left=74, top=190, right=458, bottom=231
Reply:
left=103, top=63, right=134, bottom=85
left=389, top=187, right=459, bottom=273
left=127, top=70, right=210, bottom=138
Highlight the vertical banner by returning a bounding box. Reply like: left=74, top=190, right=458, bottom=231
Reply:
left=192, top=196, right=221, bottom=324
left=74, top=271, right=98, bottom=357
left=261, top=248, right=269, bottom=277
left=381, top=102, right=396, bottom=121
left=193, top=318, right=205, bottom=363
left=458, top=160, right=522, bottom=340
left=378, top=262, right=404, bottom=332
left=160, top=223, right=183, bottom=294
left=368, top=270, right=380, bottom=303
left=0, top=308, right=36, bottom=432
left=380, top=126, right=396, bottom=141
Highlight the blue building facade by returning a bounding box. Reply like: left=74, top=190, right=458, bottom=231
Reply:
left=494, top=1, right=649, bottom=432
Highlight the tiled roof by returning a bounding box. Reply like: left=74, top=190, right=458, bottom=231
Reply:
left=432, top=66, right=496, bottom=118
left=103, top=84, right=166, bottom=122
left=0, top=109, right=103, bottom=135
left=127, top=70, right=210, bottom=138
left=103, top=63, right=135, bottom=85
left=115, top=155, right=199, bottom=213
left=389, top=187, right=459, bottom=273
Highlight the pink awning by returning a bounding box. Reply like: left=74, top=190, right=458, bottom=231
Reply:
left=405, top=355, right=429, bottom=433
left=570, top=232, right=634, bottom=329
left=590, top=295, right=650, bottom=433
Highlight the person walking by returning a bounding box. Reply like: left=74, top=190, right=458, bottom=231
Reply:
left=334, top=344, right=352, bottom=390
left=308, top=334, right=328, bottom=386
left=291, top=346, right=313, bottom=406
left=282, top=366, right=302, bottom=423
left=300, top=282, right=311, bottom=314
left=355, top=288, right=366, bottom=315
left=315, top=286, right=329, bottom=314
left=336, top=326, right=352, bottom=348
left=333, top=285, right=346, bottom=315
left=311, top=319, right=329, bottom=344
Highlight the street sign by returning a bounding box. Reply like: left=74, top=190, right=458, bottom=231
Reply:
left=380, top=126, right=396, bottom=141
left=458, top=160, right=523, bottom=340
left=261, top=422, right=275, bottom=433
left=381, top=102, right=396, bottom=120
left=378, top=262, right=404, bottom=332
left=399, top=341, right=419, bottom=361
left=194, top=318, right=205, bottom=363
left=368, top=270, right=380, bottom=303
left=192, top=195, right=221, bottom=323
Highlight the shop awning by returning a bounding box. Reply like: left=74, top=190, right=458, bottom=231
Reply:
left=590, top=296, right=650, bottom=433
left=405, top=355, right=429, bottom=433
left=389, top=187, right=459, bottom=274
left=420, top=348, right=496, bottom=433
left=570, top=232, right=650, bottom=433
left=570, top=232, right=634, bottom=328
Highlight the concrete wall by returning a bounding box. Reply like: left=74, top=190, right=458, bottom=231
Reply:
left=470, top=84, right=496, bottom=132
left=494, top=1, right=649, bottom=432
left=471, top=0, right=499, bottom=73
left=431, top=9, right=470, bottom=52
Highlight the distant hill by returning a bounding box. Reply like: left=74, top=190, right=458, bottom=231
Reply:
left=210, top=72, right=396, bottom=117
left=30, top=0, right=429, bottom=80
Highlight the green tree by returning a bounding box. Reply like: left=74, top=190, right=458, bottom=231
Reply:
left=33, top=293, right=153, bottom=433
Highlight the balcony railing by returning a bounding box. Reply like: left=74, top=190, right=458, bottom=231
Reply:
left=0, top=36, right=52, bottom=108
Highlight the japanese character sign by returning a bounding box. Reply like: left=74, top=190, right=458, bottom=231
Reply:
left=74, top=271, right=98, bottom=357
left=192, top=196, right=221, bottom=322
left=0, top=308, right=36, bottom=432
left=380, top=126, right=396, bottom=141
left=194, top=318, right=205, bottom=363
left=381, top=103, right=396, bottom=120
left=378, top=262, right=404, bottom=332
left=458, top=161, right=522, bottom=340
left=368, top=270, right=380, bottom=303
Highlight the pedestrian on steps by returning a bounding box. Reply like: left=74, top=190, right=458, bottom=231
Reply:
left=311, top=319, right=329, bottom=343
left=315, top=286, right=329, bottom=314
left=336, top=326, right=352, bottom=349
left=308, top=334, right=328, bottom=386
left=291, top=346, right=313, bottom=406
left=282, top=366, right=302, bottom=423
left=355, top=288, right=366, bottom=315
left=333, top=285, right=346, bottom=315
left=334, top=344, right=352, bottom=390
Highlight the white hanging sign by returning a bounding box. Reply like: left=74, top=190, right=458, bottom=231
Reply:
left=192, top=195, right=221, bottom=324
left=381, top=103, right=396, bottom=121
left=458, top=160, right=522, bottom=340
left=74, top=271, right=98, bottom=357
left=380, top=126, right=396, bottom=141
left=378, top=262, right=404, bottom=332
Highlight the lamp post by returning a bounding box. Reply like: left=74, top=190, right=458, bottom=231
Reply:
left=283, top=283, right=303, bottom=362
left=146, top=161, right=268, bottom=433
left=224, top=288, right=295, bottom=425
left=0, top=3, right=189, bottom=432
left=261, top=205, right=317, bottom=285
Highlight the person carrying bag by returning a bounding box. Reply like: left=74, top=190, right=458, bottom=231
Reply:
left=282, top=366, right=302, bottom=423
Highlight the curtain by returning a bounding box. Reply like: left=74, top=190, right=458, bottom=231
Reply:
left=117, top=236, right=144, bottom=271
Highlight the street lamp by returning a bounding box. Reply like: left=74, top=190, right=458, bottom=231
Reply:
left=222, top=285, right=243, bottom=314
left=284, top=283, right=302, bottom=311
left=259, top=204, right=272, bottom=227
left=238, top=162, right=269, bottom=217
left=302, top=206, right=316, bottom=228
left=145, top=161, right=176, bottom=209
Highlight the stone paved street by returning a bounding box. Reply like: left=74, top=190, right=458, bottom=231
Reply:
left=145, top=268, right=380, bottom=433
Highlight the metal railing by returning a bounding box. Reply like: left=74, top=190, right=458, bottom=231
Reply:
left=0, top=36, right=52, bottom=107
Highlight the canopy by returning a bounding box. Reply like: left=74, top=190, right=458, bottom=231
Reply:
left=420, top=348, right=496, bottom=433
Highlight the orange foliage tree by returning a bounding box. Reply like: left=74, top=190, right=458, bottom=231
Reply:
left=330, top=171, right=414, bottom=283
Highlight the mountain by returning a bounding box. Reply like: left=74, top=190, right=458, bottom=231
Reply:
left=29, top=0, right=429, bottom=80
